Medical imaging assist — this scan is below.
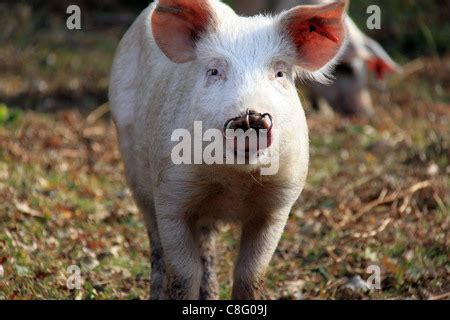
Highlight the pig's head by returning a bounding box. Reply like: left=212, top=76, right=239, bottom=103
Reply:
left=151, top=0, right=348, bottom=165
left=309, top=17, right=401, bottom=117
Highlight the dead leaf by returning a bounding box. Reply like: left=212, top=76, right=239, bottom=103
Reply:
left=93, top=203, right=110, bottom=222
left=281, top=280, right=305, bottom=300
left=382, top=256, right=398, bottom=274
left=300, top=221, right=322, bottom=236
left=342, top=276, right=370, bottom=292
left=78, top=256, right=99, bottom=271
left=427, top=163, right=439, bottom=176
left=14, top=200, right=43, bottom=217
left=0, top=162, right=8, bottom=181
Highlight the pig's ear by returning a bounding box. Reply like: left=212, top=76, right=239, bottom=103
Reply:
left=151, top=0, right=217, bottom=63
left=364, top=37, right=402, bottom=80
left=279, top=0, right=348, bottom=72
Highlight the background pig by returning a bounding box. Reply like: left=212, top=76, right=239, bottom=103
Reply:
left=109, top=0, right=348, bottom=299
left=234, top=0, right=401, bottom=116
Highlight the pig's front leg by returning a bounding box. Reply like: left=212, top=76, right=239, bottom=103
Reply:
left=141, top=201, right=166, bottom=300
left=232, top=209, right=291, bottom=300
left=156, top=203, right=203, bottom=300
left=197, top=222, right=220, bottom=300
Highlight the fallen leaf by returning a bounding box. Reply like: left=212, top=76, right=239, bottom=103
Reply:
left=427, top=163, right=439, bottom=176
left=75, top=291, right=84, bottom=300
left=93, top=203, right=110, bottom=222
left=14, top=200, right=43, bottom=217
left=0, top=162, right=8, bottom=181
left=281, top=280, right=305, bottom=300
left=292, top=208, right=304, bottom=219
left=381, top=256, right=398, bottom=274
left=14, top=264, right=31, bottom=277
left=342, top=276, right=370, bottom=292
left=109, top=266, right=131, bottom=280
left=110, top=245, right=121, bottom=258
left=300, top=221, right=322, bottom=236
left=78, top=256, right=99, bottom=271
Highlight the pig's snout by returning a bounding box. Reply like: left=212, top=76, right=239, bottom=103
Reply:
left=223, top=110, right=273, bottom=152
left=224, top=110, right=273, bottom=134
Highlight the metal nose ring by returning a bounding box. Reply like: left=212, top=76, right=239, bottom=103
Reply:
left=223, top=116, right=238, bottom=139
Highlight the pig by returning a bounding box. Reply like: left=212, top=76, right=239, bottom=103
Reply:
left=234, top=0, right=401, bottom=116
left=109, top=0, right=348, bottom=299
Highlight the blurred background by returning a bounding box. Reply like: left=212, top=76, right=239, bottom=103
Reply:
left=1, top=0, right=449, bottom=112
left=0, top=1, right=448, bottom=299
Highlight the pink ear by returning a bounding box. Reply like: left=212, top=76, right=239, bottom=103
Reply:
left=367, top=58, right=398, bottom=80
left=363, top=37, right=402, bottom=80
left=280, top=0, right=348, bottom=71
left=151, top=0, right=216, bottom=63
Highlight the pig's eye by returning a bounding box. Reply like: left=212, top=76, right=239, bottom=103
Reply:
left=205, top=60, right=226, bottom=86
left=276, top=71, right=286, bottom=78
left=206, top=67, right=223, bottom=86
left=208, top=69, right=220, bottom=77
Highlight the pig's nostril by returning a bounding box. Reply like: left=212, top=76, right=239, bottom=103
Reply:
left=223, top=112, right=273, bottom=139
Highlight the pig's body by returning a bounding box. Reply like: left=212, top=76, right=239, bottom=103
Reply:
left=110, top=0, right=347, bottom=299
left=235, top=0, right=400, bottom=116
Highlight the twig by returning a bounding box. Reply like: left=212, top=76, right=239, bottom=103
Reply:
left=86, top=103, right=110, bottom=125
left=351, top=189, right=401, bottom=222
left=350, top=180, right=433, bottom=223
left=353, top=218, right=392, bottom=239
left=429, top=292, right=450, bottom=300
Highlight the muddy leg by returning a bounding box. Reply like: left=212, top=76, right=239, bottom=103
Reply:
left=197, top=223, right=220, bottom=300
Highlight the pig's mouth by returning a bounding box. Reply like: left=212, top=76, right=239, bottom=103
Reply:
left=222, top=110, right=273, bottom=158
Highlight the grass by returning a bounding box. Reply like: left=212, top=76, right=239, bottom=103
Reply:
left=0, top=3, right=449, bottom=300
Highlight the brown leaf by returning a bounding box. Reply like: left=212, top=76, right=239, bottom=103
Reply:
left=14, top=200, right=43, bottom=217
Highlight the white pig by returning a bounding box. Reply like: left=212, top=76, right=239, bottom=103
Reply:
left=109, top=0, right=348, bottom=299
left=235, top=0, right=401, bottom=116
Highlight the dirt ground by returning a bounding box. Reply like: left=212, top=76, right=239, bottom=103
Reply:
left=0, top=4, right=449, bottom=300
